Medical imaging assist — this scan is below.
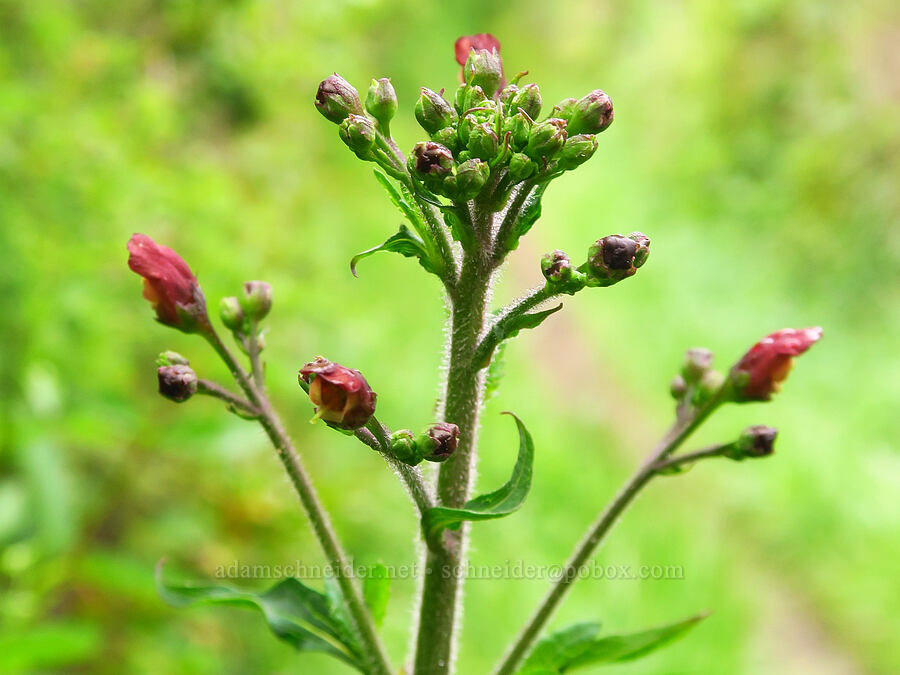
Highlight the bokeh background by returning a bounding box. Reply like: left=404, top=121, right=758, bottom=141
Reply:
left=1, top=0, right=898, bottom=673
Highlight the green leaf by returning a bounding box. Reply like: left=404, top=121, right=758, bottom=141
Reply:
left=373, top=168, right=429, bottom=240
left=502, top=181, right=549, bottom=253
left=518, top=612, right=708, bottom=674
left=484, top=341, right=508, bottom=400
left=422, top=412, right=534, bottom=548
left=155, top=562, right=365, bottom=671
left=350, top=224, right=441, bottom=277
left=362, top=563, right=390, bottom=627
left=475, top=302, right=563, bottom=369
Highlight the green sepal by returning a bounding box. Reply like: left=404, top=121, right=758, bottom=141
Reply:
left=501, top=181, right=550, bottom=254
left=421, top=412, right=534, bottom=549
left=155, top=561, right=365, bottom=672
left=350, top=224, right=442, bottom=278
left=517, top=612, right=708, bottom=674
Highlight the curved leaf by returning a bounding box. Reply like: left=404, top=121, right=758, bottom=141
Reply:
left=475, top=303, right=563, bottom=369
left=155, top=561, right=365, bottom=671
left=518, top=612, right=708, bottom=674
left=422, top=412, right=534, bottom=548
left=350, top=224, right=440, bottom=277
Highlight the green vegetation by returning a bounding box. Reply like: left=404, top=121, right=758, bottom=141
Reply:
left=1, top=1, right=897, bottom=672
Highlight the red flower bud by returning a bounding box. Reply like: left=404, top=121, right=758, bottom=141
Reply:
left=730, top=327, right=823, bottom=401
left=422, top=422, right=459, bottom=462
left=127, top=234, right=208, bottom=332
left=299, top=357, right=377, bottom=430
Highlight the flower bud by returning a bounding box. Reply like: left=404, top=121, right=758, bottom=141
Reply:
left=682, top=348, right=714, bottom=382
left=455, top=33, right=501, bottom=68
left=629, top=232, right=651, bottom=268
left=508, top=152, right=537, bottom=181
left=418, top=422, right=459, bottom=462
left=156, top=351, right=190, bottom=367
left=729, top=328, right=823, bottom=402
left=365, top=78, right=397, bottom=129
left=510, top=83, right=542, bottom=120
left=127, top=234, right=209, bottom=333
left=525, top=118, right=567, bottom=162
left=552, top=97, right=578, bottom=119
left=415, top=87, right=457, bottom=134
left=299, top=357, right=377, bottom=430
left=410, top=141, right=454, bottom=179
left=501, top=112, right=532, bottom=151
left=462, top=49, right=504, bottom=98
left=541, top=250, right=572, bottom=283
left=339, top=114, right=377, bottom=157
left=499, top=83, right=519, bottom=107
left=466, top=121, right=499, bottom=160
left=219, top=296, right=245, bottom=331
left=240, top=281, right=272, bottom=321
left=694, top=369, right=725, bottom=405
left=566, top=89, right=614, bottom=135
left=431, top=126, right=459, bottom=153
left=730, top=425, right=778, bottom=459
left=389, top=429, right=421, bottom=466
left=670, top=374, right=688, bottom=399
left=557, top=133, right=598, bottom=171
left=455, top=158, right=490, bottom=200
left=315, top=74, right=363, bottom=124
left=158, top=365, right=198, bottom=403
left=460, top=85, right=489, bottom=116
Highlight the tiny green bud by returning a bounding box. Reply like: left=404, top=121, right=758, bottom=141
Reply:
left=466, top=121, right=499, bottom=160
left=219, top=296, right=244, bottom=331
left=365, top=77, right=397, bottom=129
left=455, top=158, right=490, bottom=200
left=415, top=88, right=457, bottom=134
left=339, top=114, right=377, bottom=157
left=462, top=84, right=488, bottom=113
left=682, top=348, right=714, bottom=382
left=156, top=351, right=190, bottom=367
left=511, top=83, right=542, bottom=119
left=730, top=425, right=778, bottom=459
left=499, top=83, right=519, bottom=108
left=553, top=97, right=578, bottom=119
left=508, top=152, right=537, bottom=181
left=567, top=89, right=614, bottom=135
left=158, top=364, right=198, bottom=403
left=541, top=250, right=573, bottom=283
left=315, top=74, right=363, bottom=124
left=502, top=112, right=532, bottom=151
left=557, top=133, right=599, bottom=171
left=670, top=374, right=688, bottom=399
left=240, top=281, right=272, bottom=321
left=463, top=48, right=504, bottom=98
left=694, top=369, right=725, bottom=404
left=525, top=118, right=568, bottom=162
left=410, top=141, right=454, bottom=179
left=431, top=126, right=459, bottom=153
left=390, top=429, right=421, bottom=466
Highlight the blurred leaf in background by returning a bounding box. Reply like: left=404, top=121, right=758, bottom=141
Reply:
left=0, top=0, right=897, bottom=673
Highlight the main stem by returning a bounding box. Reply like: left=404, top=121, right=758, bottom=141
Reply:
left=413, top=250, right=493, bottom=675
left=206, top=332, right=393, bottom=675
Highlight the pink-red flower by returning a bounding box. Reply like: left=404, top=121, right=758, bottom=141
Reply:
left=454, top=33, right=501, bottom=66
left=299, top=357, right=377, bottom=430
left=730, top=327, right=823, bottom=401
left=127, top=234, right=208, bottom=331
left=454, top=34, right=504, bottom=96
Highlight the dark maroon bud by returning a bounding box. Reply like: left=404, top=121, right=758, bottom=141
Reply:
left=158, top=365, right=198, bottom=403
left=315, top=74, right=363, bottom=124
left=732, top=425, right=778, bottom=458
left=410, top=141, right=454, bottom=178
left=586, top=233, right=650, bottom=286
left=599, top=235, right=637, bottom=270
left=541, top=250, right=572, bottom=283
left=420, top=422, right=459, bottom=462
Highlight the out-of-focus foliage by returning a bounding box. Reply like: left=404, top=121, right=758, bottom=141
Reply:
left=0, top=0, right=897, bottom=673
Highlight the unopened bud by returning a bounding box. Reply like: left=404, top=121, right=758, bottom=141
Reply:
left=463, top=49, right=504, bottom=98
left=566, top=89, right=614, bottom=135
left=557, top=133, right=598, bottom=171
left=586, top=232, right=650, bottom=285
left=508, top=152, right=537, bottom=181
left=339, top=114, right=377, bottom=157
left=511, top=83, right=542, bottom=120
left=410, top=141, right=454, bottom=179
left=389, top=430, right=421, bottom=466
left=415, top=88, right=457, bottom=134
left=315, top=74, right=363, bottom=124
left=731, top=425, right=778, bottom=459
left=240, top=281, right=272, bottom=321
left=365, top=78, right=397, bottom=129
left=729, top=327, right=823, bottom=402
left=299, top=357, right=377, bottom=430
left=431, top=126, right=459, bottom=153
left=158, top=365, right=198, bottom=403
left=419, top=422, right=459, bottom=462
left=525, top=118, right=567, bottom=161
left=552, top=97, right=578, bottom=119
left=682, top=348, right=714, bottom=382
left=466, top=121, right=499, bottom=160
left=629, top=232, right=651, bottom=268
left=156, top=351, right=190, bottom=367
left=502, top=112, right=532, bottom=151
left=455, top=158, right=490, bottom=200
left=219, top=296, right=245, bottom=332
left=541, top=250, right=572, bottom=283
left=670, top=374, right=688, bottom=399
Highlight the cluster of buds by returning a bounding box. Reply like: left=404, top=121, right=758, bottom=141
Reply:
left=389, top=422, right=459, bottom=466
left=315, top=74, right=398, bottom=161
left=541, top=233, right=650, bottom=295
left=219, top=281, right=273, bottom=347
left=670, top=347, right=726, bottom=412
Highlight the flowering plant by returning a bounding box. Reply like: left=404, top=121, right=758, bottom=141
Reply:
left=131, top=35, right=821, bottom=674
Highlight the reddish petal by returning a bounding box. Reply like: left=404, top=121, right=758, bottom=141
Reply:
left=455, top=33, right=501, bottom=65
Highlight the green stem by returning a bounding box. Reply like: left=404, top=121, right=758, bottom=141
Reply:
left=492, top=179, right=536, bottom=264
left=196, top=378, right=259, bottom=416
left=473, top=285, right=557, bottom=368
left=205, top=331, right=393, bottom=675
left=492, top=395, right=725, bottom=675
left=413, top=248, right=494, bottom=675
left=247, top=318, right=265, bottom=390
left=364, top=419, right=435, bottom=517
left=651, top=442, right=731, bottom=473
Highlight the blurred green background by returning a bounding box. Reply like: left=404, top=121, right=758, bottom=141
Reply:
left=1, top=0, right=898, bottom=672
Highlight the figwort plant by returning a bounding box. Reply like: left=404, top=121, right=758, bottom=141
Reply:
left=131, top=34, right=822, bottom=675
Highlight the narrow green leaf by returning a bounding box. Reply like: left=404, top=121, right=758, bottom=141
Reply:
left=373, top=168, right=429, bottom=240
left=518, top=612, right=708, bottom=674
left=484, top=341, right=508, bottom=400
left=422, top=412, right=534, bottom=547
left=362, top=563, right=391, bottom=627
left=350, top=224, right=441, bottom=277
left=155, top=562, right=365, bottom=671
left=504, top=303, right=563, bottom=339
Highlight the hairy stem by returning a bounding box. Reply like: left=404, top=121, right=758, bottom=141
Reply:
left=363, top=419, right=435, bottom=517
left=413, top=249, right=493, bottom=675
left=205, top=332, right=393, bottom=675
left=493, top=396, right=724, bottom=675
left=196, top=378, right=259, bottom=416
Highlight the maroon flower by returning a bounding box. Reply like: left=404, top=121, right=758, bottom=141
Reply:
left=299, top=357, right=377, bottom=430
left=730, top=327, right=823, bottom=401
left=127, top=234, right=208, bottom=332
